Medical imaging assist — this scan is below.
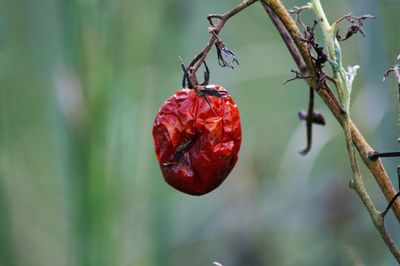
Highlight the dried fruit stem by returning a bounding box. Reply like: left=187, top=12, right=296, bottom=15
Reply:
left=189, top=0, right=257, bottom=76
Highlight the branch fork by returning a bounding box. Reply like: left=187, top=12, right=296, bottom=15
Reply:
left=187, top=0, right=257, bottom=88
left=186, top=0, right=400, bottom=261
left=261, top=0, right=400, bottom=261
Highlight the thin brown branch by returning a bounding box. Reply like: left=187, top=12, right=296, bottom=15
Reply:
left=283, top=70, right=313, bottom=84
left=188, top=0, right=257, bottom=79
left=261, top=2, right=308, bottom=76
left=186, top=0, right=400, bottom=260
left=261, top=0, right=400, bottom=224
left=288, top=4, right=312, bottom=32
left=300, top=87, right=315, bottom=155
left=261, top=0, right=400, bottom=261
left=260, top=0, right=316, bottom=80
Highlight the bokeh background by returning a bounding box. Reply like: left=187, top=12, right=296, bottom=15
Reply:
left=1, top=0, right=400, bottom=265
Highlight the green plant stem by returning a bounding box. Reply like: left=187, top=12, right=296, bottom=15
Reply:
left=311, top=0, right=334, bottom=57
left=310, top=0, right=377, bottom=229
left=260, top=0, right=400, bottom=220
left=311, top=0, right=349, bottom=110
left=261, top=0, right=400, bottom=261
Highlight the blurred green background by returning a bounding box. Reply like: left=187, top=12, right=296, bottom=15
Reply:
left=1, top=0, right=400, bottom=265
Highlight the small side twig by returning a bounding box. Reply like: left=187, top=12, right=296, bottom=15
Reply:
left=383, top=54, right=400, bottom=91
left=188, top=0, right=257, bottom=84
left=261, top=2, right=308, bottom=76
left=283, top=70, right=313, bottom=84
left=333, top=13, right=375, bottom=42
left=288, top=3, right=312, bottom=33
left=300, top=87, right=315, bottom=155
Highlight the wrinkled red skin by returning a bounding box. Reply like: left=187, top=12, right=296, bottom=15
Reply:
left=152, top=85, right=242, bottom=195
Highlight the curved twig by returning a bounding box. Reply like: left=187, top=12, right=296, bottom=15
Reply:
left=188, top=0, right=257, bottom=85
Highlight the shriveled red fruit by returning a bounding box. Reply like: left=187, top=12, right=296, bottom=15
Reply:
left=152, top=85, right=242, bottom=195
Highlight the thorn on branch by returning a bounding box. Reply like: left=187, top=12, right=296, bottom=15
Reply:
left=349, top=179, right=355, bottom=189
left=284, top=70, right=313, bottom=84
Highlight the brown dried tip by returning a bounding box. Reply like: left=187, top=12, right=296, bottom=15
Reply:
left=335, top=14, right=375, bottom=42
left=215, top=41, right=239, bottom=69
